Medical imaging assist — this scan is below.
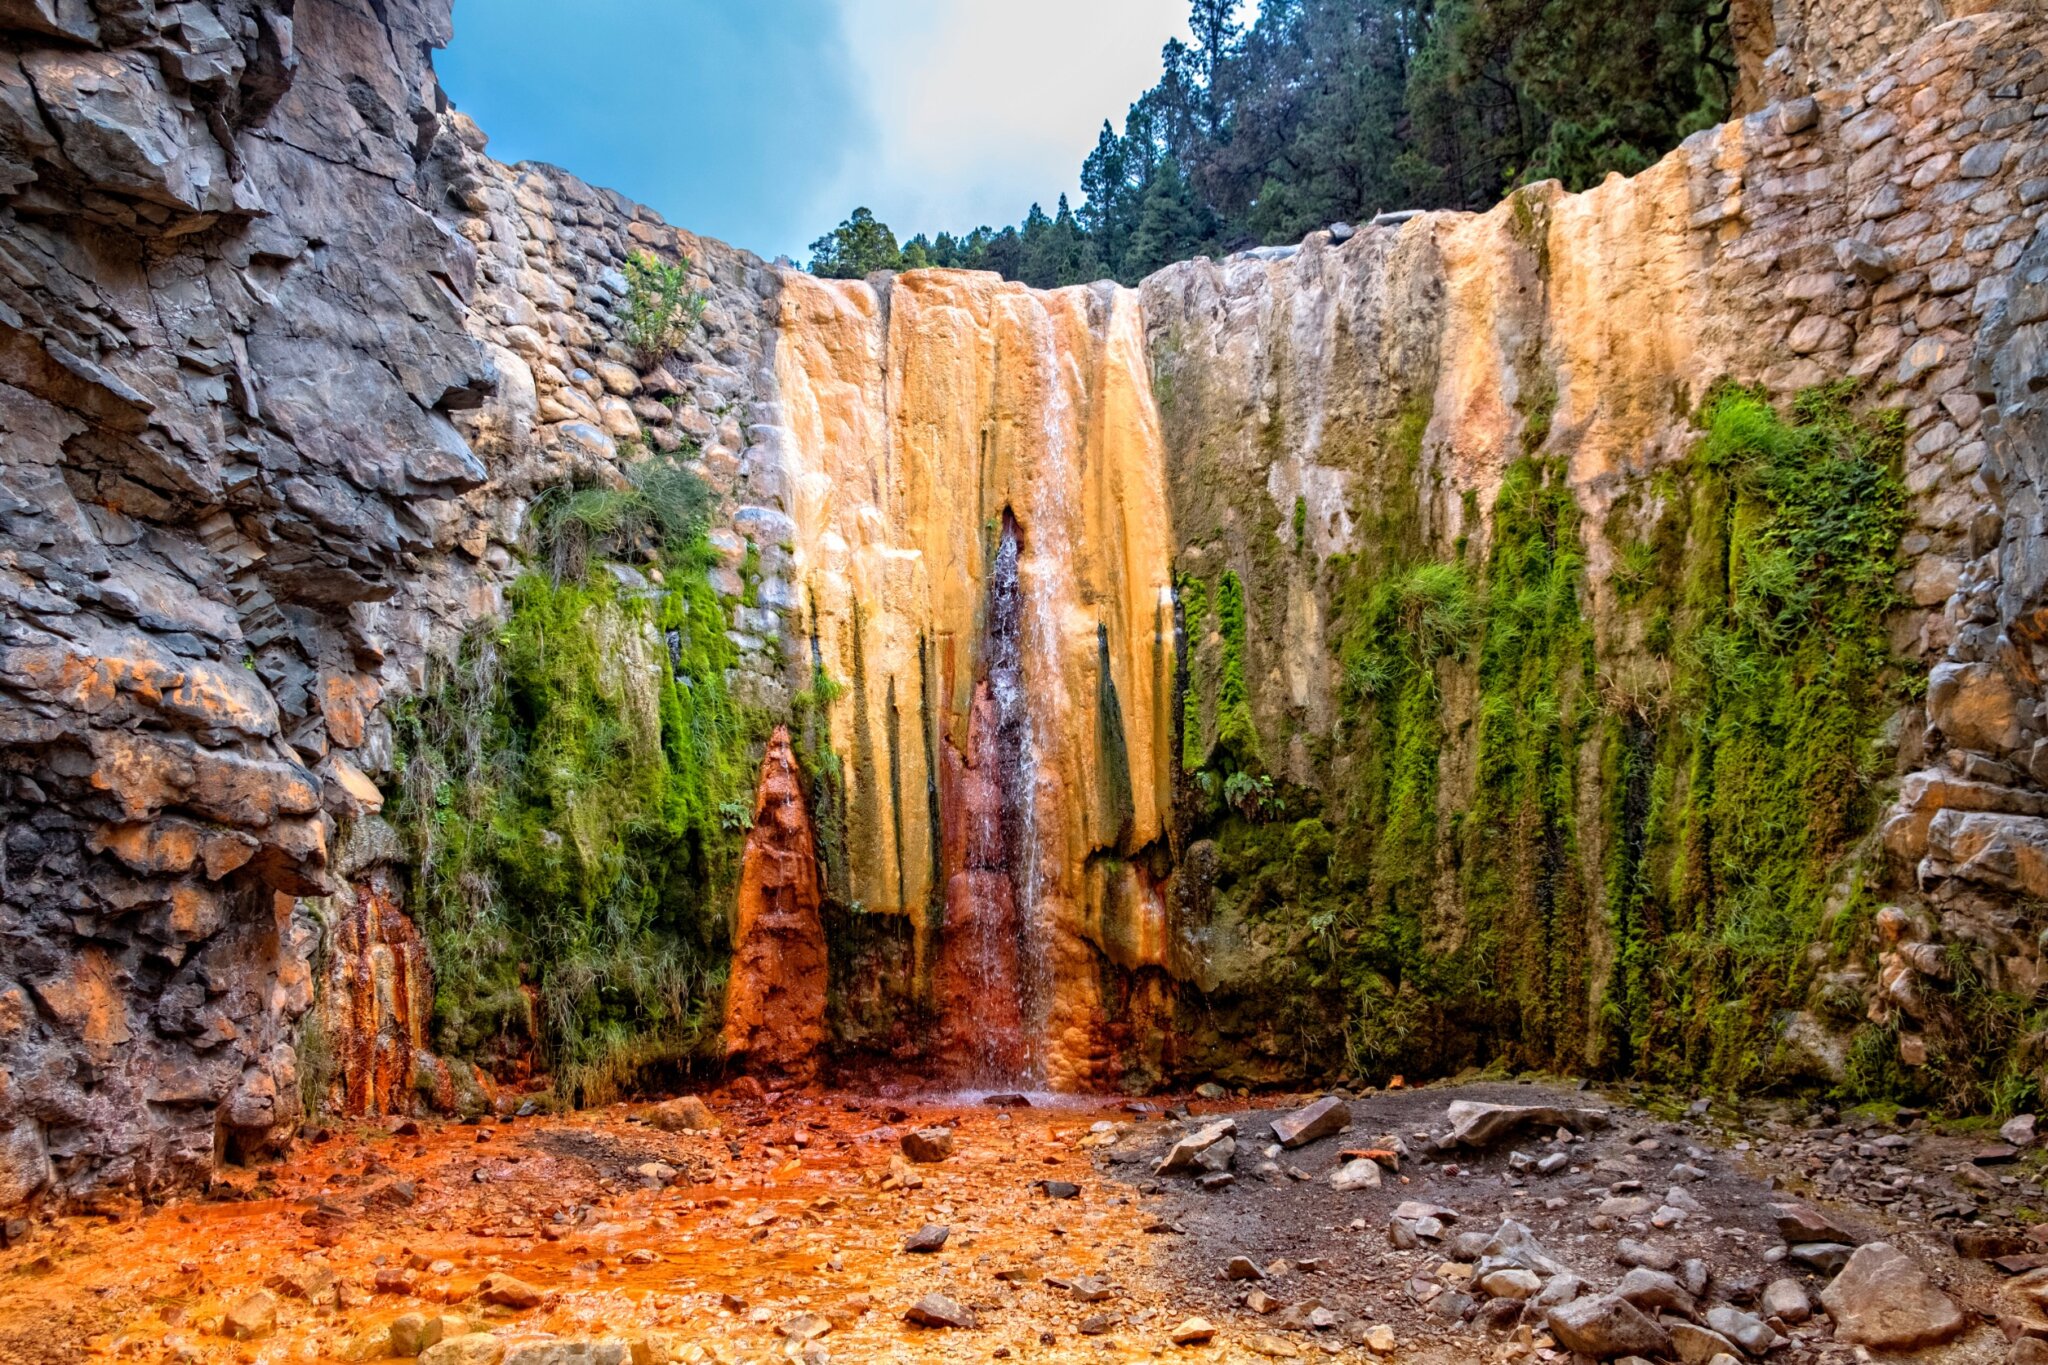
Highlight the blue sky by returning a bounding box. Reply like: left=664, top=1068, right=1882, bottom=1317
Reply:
left=438, top=0, right=1198, bottom=264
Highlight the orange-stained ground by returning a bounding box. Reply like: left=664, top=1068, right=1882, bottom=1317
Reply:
left=0, top=1092, right=1197, bottom=1365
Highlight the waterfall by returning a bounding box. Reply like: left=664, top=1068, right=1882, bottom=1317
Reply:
left=772, top=270, right=1177, bottom=1090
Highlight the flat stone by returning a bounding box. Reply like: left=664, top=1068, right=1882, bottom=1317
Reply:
left=1169, top=1317, right=1217, bottom=1346
left=1546, top=1294, right=1672, bottom=1358
left=1272, top=1096, right=1349, bottom=1149
left=1960, top=139, right=2012, bottom=178
left=1156, top=1119, right=1238, bottom=1176
left=904, top=1293, right=976, bottom=1329
left=1770, top=1202, right=1861, bottom=1245
left=902, top=1224, right=950, bottom=1253
left=1819, top=1242, right=1966, bottom=1350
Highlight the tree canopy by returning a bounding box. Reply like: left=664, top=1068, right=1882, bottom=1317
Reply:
left=806, top=0, right=1733, bottom=287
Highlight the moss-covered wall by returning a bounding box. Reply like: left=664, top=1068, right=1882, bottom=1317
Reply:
left=1155, top=370, right=1918, bottom=1095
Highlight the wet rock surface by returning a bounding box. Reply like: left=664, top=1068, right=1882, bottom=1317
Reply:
left=7, top=1080, right=2048, bottom=1362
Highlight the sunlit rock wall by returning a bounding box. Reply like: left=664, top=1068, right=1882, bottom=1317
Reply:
left=1143, top=8, right=2046, bottom=1080
left=767, top=270, right=1178, bottom=1087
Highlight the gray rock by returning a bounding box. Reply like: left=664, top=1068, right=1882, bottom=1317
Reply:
left=901, top=1224, right=949, bottom=1253
left=1616, top=1238, right=1679, bottom=1272
left=1615, top=1267, right=1694, bottom=1317
left=1789, top=1242, right=1854, bottom=1273
left=1667, top=1322, right=1741, bottom=1364
left=1272, top=1096, right=1349, bottom=1149
left=1329, top=1157, right=1381, bottom=1191
left=1759, top=1277, right=1810, bottom=1325
left=1438, top=1101, right=1610, bottom=1149
left=903, top=1293, right=976, bottom=1329
left=1156, top=1119, right=1238, bottom=1176
left=1703, top=1305, right=1780, bottom=1355
left=1546, top=1295, right=1672, bottom=1359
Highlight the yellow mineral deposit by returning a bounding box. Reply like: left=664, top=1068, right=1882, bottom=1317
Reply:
left=774, top=270, right=1178, bottom=1087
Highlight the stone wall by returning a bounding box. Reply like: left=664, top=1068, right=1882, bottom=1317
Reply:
left=1735, top=0, right=2044, bottom=112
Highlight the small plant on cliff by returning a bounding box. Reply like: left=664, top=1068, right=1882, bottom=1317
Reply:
left=620, top=251, right=708, bottom=367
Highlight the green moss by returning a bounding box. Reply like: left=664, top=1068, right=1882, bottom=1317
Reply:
left=1177, top=572, right=1211, bottom=772
left=1189, top=379, right=1911, bottom=1096
left=392, top=456, right=761, bottom=1106
left=1597, top=382, right=1910, bottom=1088
left=1293, top=495, right=1309, bottom=554
left=1215, top=570, right=1261, bottom=766
left=1463, top=457, right=1597, bottom=1066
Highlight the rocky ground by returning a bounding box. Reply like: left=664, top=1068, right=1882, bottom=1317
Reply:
left=5, top=1080, right=2048, bottom=1365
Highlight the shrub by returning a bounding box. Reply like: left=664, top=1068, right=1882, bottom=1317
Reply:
left=620, top=251, right=708, bottom=366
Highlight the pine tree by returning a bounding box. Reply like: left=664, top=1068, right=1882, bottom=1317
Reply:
left=1126, top=157, right=1207, bottom=279
left=807, top=207, right=902, bottom=278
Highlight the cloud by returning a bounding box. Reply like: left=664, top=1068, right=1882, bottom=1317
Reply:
left=437, top=0, right=1205, bottom=262
left=801, top=0, right=1192, bottom=247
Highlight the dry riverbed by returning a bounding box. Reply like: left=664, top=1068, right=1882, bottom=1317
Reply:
left=3, top=1081, right=2047, bottom=1365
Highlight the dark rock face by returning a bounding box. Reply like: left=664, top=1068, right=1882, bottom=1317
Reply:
left=0, top=0, right=491, bottom=1206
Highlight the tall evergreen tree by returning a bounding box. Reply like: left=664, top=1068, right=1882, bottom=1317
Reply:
left=807, top=207, right=902, bottom=278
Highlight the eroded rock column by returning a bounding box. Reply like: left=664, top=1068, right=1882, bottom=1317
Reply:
left=723, top=728, right=829, bottom=1084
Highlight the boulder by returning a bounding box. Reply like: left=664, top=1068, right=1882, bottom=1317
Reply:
left=1438, top=1101, right=1609, bottom=1149
left=1272, top=1096, right=1349, bottom=1149
left=1156, top=1119, right=1238, bottom=1176
left=648, top=1097, right=718, bottom=1132
left=477, top=1274, right=542, bottom=1309
left=1818, top=1242, right=1965, bottom=1350
left=1329, top=1158, right=1382, bottom=1191
left=1545, top=1294, right=1672, bottom=1358
left=901, top=1127, right=955, bottom=1163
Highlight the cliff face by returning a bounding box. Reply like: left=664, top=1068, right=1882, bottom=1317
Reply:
left=0, top=0, right=498, bottom=1207
left=2, top=0, right=2046, bottom=1208
left=1141, top=10, right=2048, bottom=1088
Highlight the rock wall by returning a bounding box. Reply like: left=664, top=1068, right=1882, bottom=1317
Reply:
left=0, top=0, right=499, bottom=1208
left=2, top=0, right=2046, bottom=1208
left=1141, top=8, right=2048, bottom=1086
left=0, top=0, right=790, bottom=1207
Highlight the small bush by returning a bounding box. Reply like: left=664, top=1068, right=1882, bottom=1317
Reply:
left=620, top=251, right=708, bottom=367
